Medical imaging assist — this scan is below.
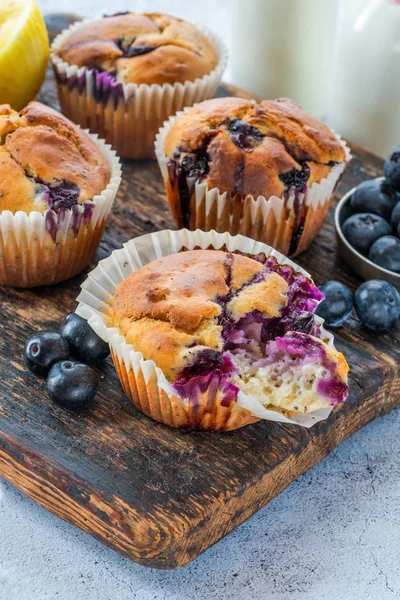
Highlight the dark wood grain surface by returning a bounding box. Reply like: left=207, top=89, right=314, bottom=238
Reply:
left=0, top=15, right=399, bottom=570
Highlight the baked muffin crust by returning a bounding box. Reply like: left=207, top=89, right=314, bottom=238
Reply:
left=56, top=13, right=218, bottom=86
left=111, top=250, right=280, bottom=378
left=164, top=96, right=346, bottom=201
left=0, top=102, right=110, bottom=214
left=111, top=249, right=349, bottom=413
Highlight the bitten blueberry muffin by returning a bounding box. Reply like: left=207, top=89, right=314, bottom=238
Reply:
left=110, top=249, right=348, bottom=428
left=55, top=12, right=218, bottom=86
left=51, top=13, right=226, bottom=159
left=158, top=97, right=348, bottom=255
left=0, top=101, right=119, bottom=288
left=0, top=102, right=110, bottom=214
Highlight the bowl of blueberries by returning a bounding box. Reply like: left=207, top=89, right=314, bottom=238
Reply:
left=335, top=146, right=400, bottom=288
left=314, top=146, right=400, bottom=334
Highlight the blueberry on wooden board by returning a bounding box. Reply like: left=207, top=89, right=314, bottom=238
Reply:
left=60, top=312, right=110, bottom=362
left=354, top=280, right=400, bottom=331
left=315, top=281, right=353, bottom=327
left=46, top=361, right=98, bottom=408
left=24, top=331, right=69, bottom=376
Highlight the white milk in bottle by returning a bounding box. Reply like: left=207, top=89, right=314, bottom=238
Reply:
left=329, top=0, right=400, bottom=157
left=229, top=0, right=339, bottom=119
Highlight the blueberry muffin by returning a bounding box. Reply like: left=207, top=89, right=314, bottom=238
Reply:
left=0, top=102, right=120, bottom=288
left=109, top=249, right=348, bottom=430
left=51, top=13, right=226, bottom=159
left=156, top=97, right=349, bottom=255
left=55, top=13, right=218, bottom=86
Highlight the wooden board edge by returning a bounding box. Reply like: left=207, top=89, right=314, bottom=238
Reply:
left=0, top=432, right=182, bottom=569
left=1, top=361, right=397, bottom=569
left=179, top=369, right=398, bottom=565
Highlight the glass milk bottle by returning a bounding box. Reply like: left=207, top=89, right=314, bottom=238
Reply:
left=229, top=0, right=339, bottom=120
left=329, top=0, right=400, bottom=157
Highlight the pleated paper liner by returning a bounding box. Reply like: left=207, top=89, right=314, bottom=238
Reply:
left=76, top=229, right=340, bottom=431
left=0, top=133, right=121, bottom=288
left=155, top=110, right=351, bottom=256
left=50, top=20, right=228, bottom=160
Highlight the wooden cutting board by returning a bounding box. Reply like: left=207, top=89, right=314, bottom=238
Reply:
left=0, top=15, right=399, bottom=570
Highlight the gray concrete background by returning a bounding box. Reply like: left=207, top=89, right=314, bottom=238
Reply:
left=1, top=1, right=400, bottom=599
left=2, top=406, right=400, bottom=600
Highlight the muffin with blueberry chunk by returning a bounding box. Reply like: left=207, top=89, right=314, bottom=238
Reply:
left=109, top=249, right=348, bottom=430
left=51, top=13, right=227, bottom=159
left=156, top=97, right=349, bottom=256
left=0, top=101, right=120, bottom=288
left=55, top=12, right=218, bottom=86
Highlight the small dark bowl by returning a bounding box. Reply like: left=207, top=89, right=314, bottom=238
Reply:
left=335, top=177, right=400, bottom=290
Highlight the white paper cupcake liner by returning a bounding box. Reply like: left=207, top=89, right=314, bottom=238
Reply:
left=155, top=108, right=351, bottom=256
left=76, top=229, right=343, bottom=430
left=0, top=132, right=121, bottom=288
left=50, top=19, right=228, bottom=160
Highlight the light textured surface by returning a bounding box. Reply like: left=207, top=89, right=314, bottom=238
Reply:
left=2, top=406, right=400, bottom=600
left=1, top=1, right=400, bottom=599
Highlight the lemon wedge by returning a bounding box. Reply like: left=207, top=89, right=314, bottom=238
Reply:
left=0, top=0, right=49, bottom=110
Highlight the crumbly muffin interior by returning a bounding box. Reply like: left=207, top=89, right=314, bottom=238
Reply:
left=0, top=102, right=110, bottom=215
left=111, top=250, right=349, bottom=415
left=56, top=12, right=218, bottom=86
left=229, top=332, right=348, bottom=414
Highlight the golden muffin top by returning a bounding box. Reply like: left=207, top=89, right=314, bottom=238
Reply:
left=110, top=248, right=349, bottom=418
left=164, top=97, right=346, bottom=200
left=55, top=13, right=218, bottom=86
left=111, top=249, right=294, bottom=380
left=0, top=102, right=110, bottom=215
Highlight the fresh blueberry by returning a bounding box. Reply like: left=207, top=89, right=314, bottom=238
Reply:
left=24, top=331, right=69, bottom=376
left=369, top=236, right=400, bottom=273
left=350, top=179, right=398, bottom=221
left=60, top=312, right=110, bottom=362
left=315, top=281, right=353, bottom=327
left=342, top=213, right=391, bottom=254
left=384, top=146, right=400, bottom=192
left=354, top=280, right=400, bottom=331
left=46, top=360, right=98, bottom=408
left=391, top=202, right=400, bottom=234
